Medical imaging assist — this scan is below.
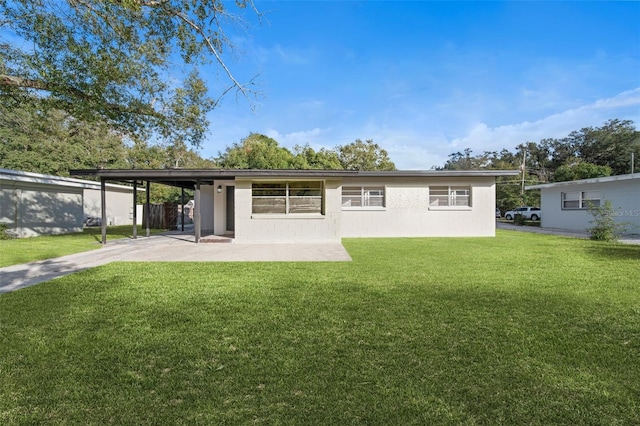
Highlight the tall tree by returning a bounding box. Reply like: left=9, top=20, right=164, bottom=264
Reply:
left=291, top=144, right=342, bottom=170
left=216, top=133, right=294, bottom=169
left=553, top=162, right=612, bottom=182
left=572, top=119, right=640, bottom=175
left=0, top=103, right=128, bottom=175
left=336, top=139, right=396, bottom=171
left=1, top=0, right=260, bottom=147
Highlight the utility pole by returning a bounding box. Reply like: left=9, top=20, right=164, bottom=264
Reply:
left=520, top=150, right=526, bottom=205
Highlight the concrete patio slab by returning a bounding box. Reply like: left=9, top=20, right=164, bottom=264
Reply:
left=0, top=233, right=352, bottom=294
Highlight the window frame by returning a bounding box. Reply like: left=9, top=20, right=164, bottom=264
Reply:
left=251, top=181, right=325, bottom=216
left=341, top=185, right=386, bottom=210
left=428, top=185, right=472, bottom=210
left=561, top=190, right=602, bottom=210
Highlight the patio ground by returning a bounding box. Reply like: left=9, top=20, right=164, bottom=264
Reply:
left=0, top=231, right=351, bottom=294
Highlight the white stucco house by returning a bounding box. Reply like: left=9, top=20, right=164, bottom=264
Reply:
left=526, top=173, right=640, bottom=234
left=72, top=168, right=518, bottom=243
left=0, top=168, right=142, bottom=237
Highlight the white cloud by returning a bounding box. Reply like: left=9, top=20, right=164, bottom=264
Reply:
left=265, top=127, right=328, bottom=148
left=448, top=88, right=640, bottom=155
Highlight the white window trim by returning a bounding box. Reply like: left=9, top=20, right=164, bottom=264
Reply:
left=341, top=185, right=386, bottom=210
left=250, top=214, right=325, bottom=219
left=561, top=190, right=602, bottom=210
left=428, top=185, right=472, bottom=210
left=252, top=181, right=325, bottom=217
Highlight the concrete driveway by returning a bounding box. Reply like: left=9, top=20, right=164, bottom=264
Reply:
left=0, top=232, right=352, bottom=294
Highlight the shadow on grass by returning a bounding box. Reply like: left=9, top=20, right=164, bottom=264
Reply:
left=83, top=225, right=165, bottom=242
left=585, top=242, right=640, bottom=260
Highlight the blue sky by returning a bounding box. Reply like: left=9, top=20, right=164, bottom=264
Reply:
left=203, top=1, right=640, bottom=169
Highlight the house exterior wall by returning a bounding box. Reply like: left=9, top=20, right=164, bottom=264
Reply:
left=211, top=180, right=235, bottom=235
left=539, top=178, right=640, bottom=232
left=226, top=176, right=496, bottom=242
left=1, top=169, right=141, bottom=237
left=200, top=184, right=215, bottom=234
left=340, top=176, right=497, bottom=237
left=233, top=178, right=342, bottom=243
left=84, top=186, right=136, bottom=226
left=0, top=179, right=84, bottom=237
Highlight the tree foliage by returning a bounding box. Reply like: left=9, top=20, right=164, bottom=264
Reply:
left=216, top=133, right=294, bottom=169
left=1, top=0, right=259, bottom=147
left=291, top=144, right=342, bottom=170
left=553, top=162, right=612, bottom=182
left=0, top=103, right=215, bottom=181
left=0, top=102, right=129, bottom=176
left=336, top=139, right=396, bottom=171
left=439, top=119, right=639, bottom=211
left=215, top=135, right=395, bottom=171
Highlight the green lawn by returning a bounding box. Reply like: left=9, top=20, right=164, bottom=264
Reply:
left=0, top=226, right=162, bottom=267
left=1, top=232, right=639, bottom=424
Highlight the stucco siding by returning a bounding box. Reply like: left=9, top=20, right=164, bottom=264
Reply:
left=234, top=179, right=342, bottom=243
left=0, top=180, right=84, bottom=237
left=340, top=177, right=496, bottom=237
left=199, top=185, right=215, bottom=234
left=540, top=179, right=640, bottom=232
left=84, top=186, right=136, bottom=226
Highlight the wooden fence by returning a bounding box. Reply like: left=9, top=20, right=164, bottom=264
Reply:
left=143, top=202, right=179, bottom=229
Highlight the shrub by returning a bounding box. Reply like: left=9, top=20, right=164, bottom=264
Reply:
left=513, top=214, right=526, bottom=226
left=587, top=200, right=627, bottom=241
left=0, top=222, right=15, bottom=240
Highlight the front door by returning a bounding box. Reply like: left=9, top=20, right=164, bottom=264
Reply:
left=226, top=186, right=235, bottom=232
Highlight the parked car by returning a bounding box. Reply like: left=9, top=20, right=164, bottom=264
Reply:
left=496, top=208, right=501, bottom=218
left=504, top=206, right=541, bottom=221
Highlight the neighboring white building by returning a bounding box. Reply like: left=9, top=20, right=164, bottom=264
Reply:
left=0, top=168, right=142, bottom=237
left=73, top=169, right=518, bottom=243
left=526, top=173, right=640, bottom=234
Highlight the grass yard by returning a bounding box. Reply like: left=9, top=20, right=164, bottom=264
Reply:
left=0, top=226, right=163, bottom=268
left=1, top=232, right=639, bottom=424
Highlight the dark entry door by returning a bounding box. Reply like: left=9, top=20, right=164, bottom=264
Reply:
left=226, top=186, right=235, bottom=232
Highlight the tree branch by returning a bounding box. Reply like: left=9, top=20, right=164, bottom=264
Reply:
left=0, top=74, right=160, bottom=119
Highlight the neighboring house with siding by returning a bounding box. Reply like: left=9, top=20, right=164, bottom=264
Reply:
left=526, top=173, right=640, bottom=234
left=73, top=169, right=518, bottom=243
left=0, top=168, right=141, bottom=238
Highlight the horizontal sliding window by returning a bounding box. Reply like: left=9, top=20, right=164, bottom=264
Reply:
left=252, top=182, right=323, bottom=215
left=562, top=191, right=601, bottom=209
left=342, top=186, right=385, bottom=208
left=429, top=186, right=471, bottom=207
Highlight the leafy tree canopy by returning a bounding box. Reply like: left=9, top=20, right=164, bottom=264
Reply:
left=336, top=139, right=396, bottom=171
left=0, top=102, right=128, bottom=175
left=216, top=133, right=294, bottom=169
left=553, top=162, right=612, bottom=182
left=1, top=0, right=259, bottom=147
left=440, top=119, right=639, bottom=211
left=215, top=135, right=396, bottom=171
left=291, top=144, right=342, bottom=170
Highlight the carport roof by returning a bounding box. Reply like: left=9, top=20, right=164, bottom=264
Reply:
left=70, top=168, right=520, bottom=189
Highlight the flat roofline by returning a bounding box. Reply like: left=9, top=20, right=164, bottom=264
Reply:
left=69, top=168, right=519, bottom=189
left=0, top=168, right=143, bottom=191
left=71, top=168, right=520, bottom=180
left=526, top=173, right=640, bottom=190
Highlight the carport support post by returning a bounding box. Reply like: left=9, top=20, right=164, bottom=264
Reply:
left=146, top=181, right=151, bottom=237
left=100, top=178, right=107, bottom=245
left=181, top=187, right=185, bottom=232
left=194, top=180, right=201, bottom=243
left=132, top=180, right=137, bottom=239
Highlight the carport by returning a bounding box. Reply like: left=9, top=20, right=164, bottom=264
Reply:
left=70, top=168, right=357, bottom=244
left=71, top=169, right=239, bottom=244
